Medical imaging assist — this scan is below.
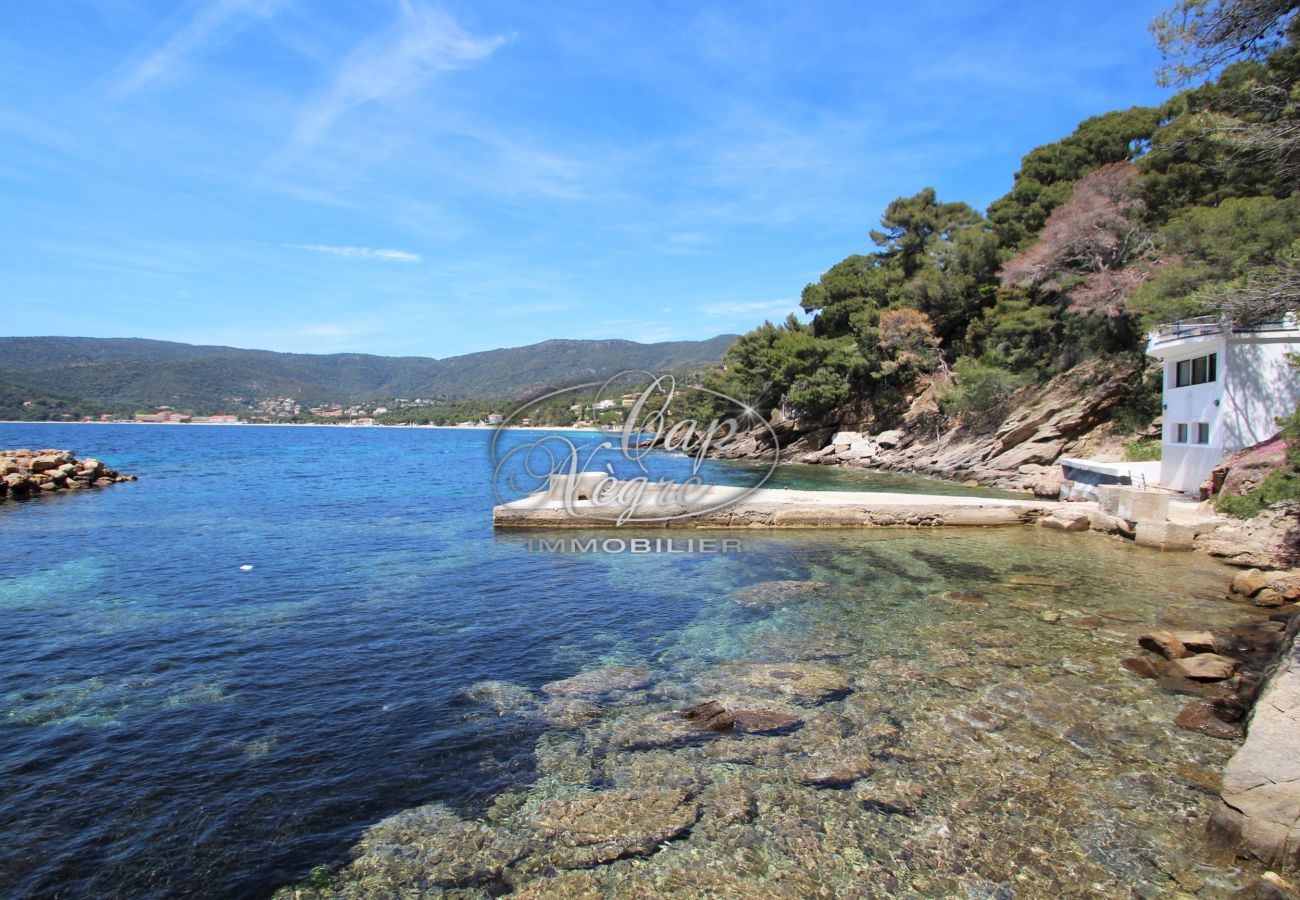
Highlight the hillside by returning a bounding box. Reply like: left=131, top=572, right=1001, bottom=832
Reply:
left=683, top=10, right=1299, bottom=492
left=0, top=334, right=737, bottom=417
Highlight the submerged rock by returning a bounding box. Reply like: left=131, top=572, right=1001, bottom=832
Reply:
left=540, top=666, right=652, bottom=698
left=936, top=589, right=989, bottom=608
left=1120, top=657, right=1166, bottom=678
left=730, top=707, right=805, bottom=735
left=528, top=788, right=699, bottom=868
left=336, top=803, right=530, bottom=892
left=463, top=680, right=536, bottom=716
left=856, top=778, right=925, bottom=814
left=699, top=661, right=852, bottom=706
left=1173, top=701, right=1244, bottom=740
left=729, top=579, right=830, bottom=608
left=794, top=753, right=875, bottom=788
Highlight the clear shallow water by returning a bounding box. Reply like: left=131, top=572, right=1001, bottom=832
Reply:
left=0, top=424, right=1260, bottom=898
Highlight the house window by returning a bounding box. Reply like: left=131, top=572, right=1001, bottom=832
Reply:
left=1174, top=353, right=1217, bottom=387
left=1196, top=422, right=1211, bottom=444
left=1175, top=423, right=1188, bottom=443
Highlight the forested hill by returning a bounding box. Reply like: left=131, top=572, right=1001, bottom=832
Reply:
left=686, top=5, right=1300, bottom=449
left=0, top=334, right=737, bottom=415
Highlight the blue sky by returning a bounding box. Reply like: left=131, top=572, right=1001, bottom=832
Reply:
left=1, top=0, right=1176, bottom=358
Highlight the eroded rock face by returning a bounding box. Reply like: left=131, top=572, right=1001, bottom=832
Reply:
left=729, top=580, right=830, bottom=608
left=1197, top=503, right=1300, bottom=571
left=528, top=788, right=700, bottom=867
left=540, top=666, right=652, bottom=698
left=1212, top=623, right=1300, bottom=870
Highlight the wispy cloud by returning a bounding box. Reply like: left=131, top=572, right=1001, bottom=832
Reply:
left=288, top=243, right=422, bottom=262
left=700, top=299, right=798, bottom=319
left=110, top=0, right=288, bottom=98
left=290, top=2, right=508, bottom=147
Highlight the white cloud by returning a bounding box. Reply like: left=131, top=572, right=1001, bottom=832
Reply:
left=288, top=243, right=422, bottom=262
left=290, top=2, right=508, bottom=147
left=700, top=299, right=798, bottom=319
left=110, top=0, right=288, bottom=98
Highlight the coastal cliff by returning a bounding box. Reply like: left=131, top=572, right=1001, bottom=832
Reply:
left=708, top=357, right=1147, bottom=496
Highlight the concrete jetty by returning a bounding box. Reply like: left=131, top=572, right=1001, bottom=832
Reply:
left=492, top=477, right=1060, bottom=528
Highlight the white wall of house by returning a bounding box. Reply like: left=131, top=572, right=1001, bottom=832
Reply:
left=1150, top=327, right=1300, bottom=493
left=1222, top=337, right=1300, bottom=448
left=1158, top=336, right=1226, bottom=493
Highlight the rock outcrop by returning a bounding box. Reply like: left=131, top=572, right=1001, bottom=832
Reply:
left=1197, top=503, right=1300, bottom=570
left=1211, top=619, right=1300, bottom=872
left=0, top=449, right=135, bottom=498
left=705, top=357, right=1146, bottom=492
left=1201, top=435, right=1291, bottom=502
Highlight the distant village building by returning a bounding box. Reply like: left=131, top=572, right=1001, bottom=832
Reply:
left=1146, top=316, right=1300, bottom=493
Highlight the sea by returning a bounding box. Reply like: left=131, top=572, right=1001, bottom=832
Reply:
left=0, top=423, right=1263, bottom=897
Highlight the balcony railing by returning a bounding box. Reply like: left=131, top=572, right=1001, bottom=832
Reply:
left=1149, top=315, right=1298, bottom=346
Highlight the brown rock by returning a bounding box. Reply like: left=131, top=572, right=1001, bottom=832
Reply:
left=1121, top=656, right=1166, bottom=678
left=1232, top=569, right=1272, bottom=598
left=1170, top=653, right=1240, bottom=681
left=1266, top=573, right=1300, bottom=601
left=1173, top=701, right=1244, bottom=740
left=796, top=756, right=874, bottom=788
left=1138, top=630, right=1189, bottom=660
left=1253, top=588, right=1288, bottom=608
left=729, top=708, right=804, bottom=735
left=1170, top=630, right=1218, bottom=653
left=678, top=700, right=735, bottom=732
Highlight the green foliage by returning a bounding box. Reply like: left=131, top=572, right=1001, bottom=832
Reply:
left=1215, top=468, right=1300, bottom=516
left=1130, top=196, right=1300, bottom=326
left=964, top=289, right=1059, bottom=372
left=1124, top=437, right=1163, bottom=461
left=1112, top=366, right=1165, bottom=433
left=987, top=107, right=1165, bottom=249
left=938, top=358, right=1031, bottom=428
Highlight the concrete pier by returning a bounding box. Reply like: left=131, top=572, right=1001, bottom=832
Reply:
left=492, top=480, right=1061, bottom=528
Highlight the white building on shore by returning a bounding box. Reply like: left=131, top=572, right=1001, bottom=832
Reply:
left=1146, top=316, right=1300, bottom=493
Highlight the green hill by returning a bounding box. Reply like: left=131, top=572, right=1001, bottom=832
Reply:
left=0, top=335, right=737, bottom=417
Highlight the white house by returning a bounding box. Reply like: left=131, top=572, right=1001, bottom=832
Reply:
left=1146, top=316, right=1300, bottom=493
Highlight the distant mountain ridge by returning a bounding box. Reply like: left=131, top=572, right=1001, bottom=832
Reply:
left=0, top=334, right=738, bottom=414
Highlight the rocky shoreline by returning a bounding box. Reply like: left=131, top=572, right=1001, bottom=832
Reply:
left=703, top=358, right=1147, bottom=496
left=277, top=541, right=1300, bottom=897
left=0, top=449, right=136, bottom=498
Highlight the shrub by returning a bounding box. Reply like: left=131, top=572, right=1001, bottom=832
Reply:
left=1124, top=437, right=1162, bottom=461
left=939, top=358, right=1030, bottom=429
left=1215, top=469, right=1300, bottom=517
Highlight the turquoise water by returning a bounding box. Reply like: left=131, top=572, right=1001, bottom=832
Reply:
left=0, top=424, right=1259, bottom=898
